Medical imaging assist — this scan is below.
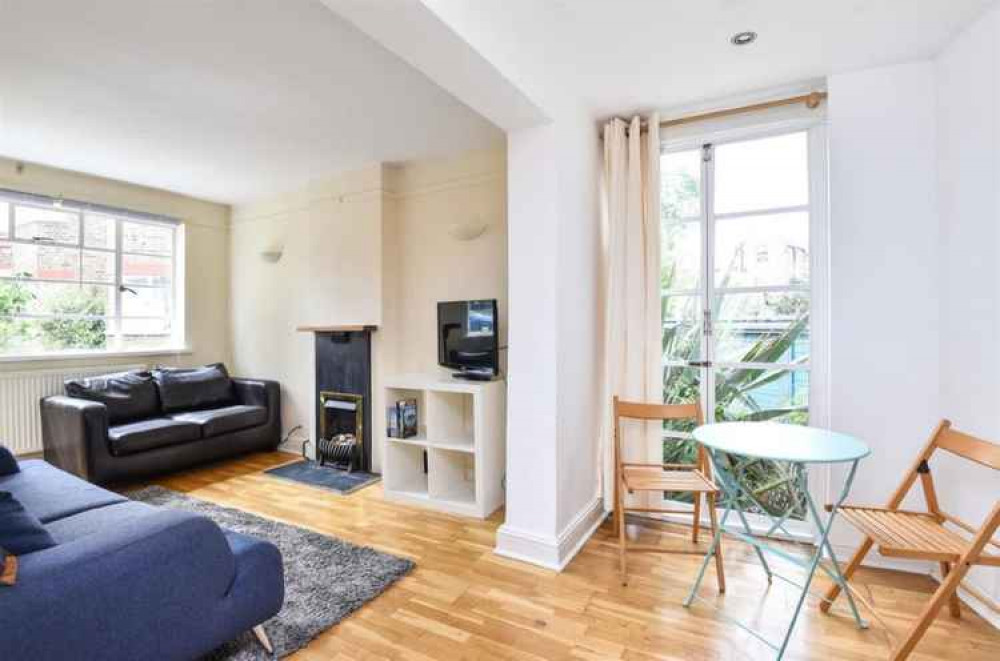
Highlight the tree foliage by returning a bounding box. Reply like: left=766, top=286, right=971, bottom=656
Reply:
left=661, top=313, right=809, bottom=518
left=0, top=277, right=34, bottom=349
left=0, top=278, right=107, bottom=352
left=38, top=287, right=107, bottom=350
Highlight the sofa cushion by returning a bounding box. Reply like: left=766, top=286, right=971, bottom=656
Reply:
left=168, top=405, right=267, bottom=437
left=0, top=445, right=18, bottom=476
left=0, top=460, right=126, bottom=523
left=0, top=491, right=57, bottom=555
left=108, top=418, right=202, bottom=457
left=153, top=363, right=235, bottom=413
left=44, top=501, right=157, bottom=544
left=65, top=370, right=159, bottom=424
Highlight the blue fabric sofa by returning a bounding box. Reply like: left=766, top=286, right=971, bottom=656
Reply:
left=0, top=450, right=284, bottom=660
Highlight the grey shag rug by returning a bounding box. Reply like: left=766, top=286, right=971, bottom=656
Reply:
left=127, top=486, right=415, bottom=660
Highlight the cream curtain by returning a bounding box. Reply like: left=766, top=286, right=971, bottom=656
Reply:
left=599, top=114, right=661, bottom=510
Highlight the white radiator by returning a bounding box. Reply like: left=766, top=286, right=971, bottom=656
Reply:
left=0, top=364, right=144, bottom=455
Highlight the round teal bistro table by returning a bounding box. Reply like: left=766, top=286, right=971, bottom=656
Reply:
left=684, top=422, right=871, bottom=659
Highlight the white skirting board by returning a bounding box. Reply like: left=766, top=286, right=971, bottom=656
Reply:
left=494, top=497, right=606, bottom=572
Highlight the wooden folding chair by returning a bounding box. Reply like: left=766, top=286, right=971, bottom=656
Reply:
left=821, top=420, right=1000, bottom=660
left=613, top=396, right=725, bottom=590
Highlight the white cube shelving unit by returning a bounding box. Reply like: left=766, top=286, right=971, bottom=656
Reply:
left=382, top=374, right=505, bottom=518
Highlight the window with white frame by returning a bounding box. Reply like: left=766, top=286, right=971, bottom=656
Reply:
left=0, top=190, right=181, bottom=357
left=659, top=120, right=828, bottom=527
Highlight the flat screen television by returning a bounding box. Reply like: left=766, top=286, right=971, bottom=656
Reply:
left=437, top=299, right=499, bottom=380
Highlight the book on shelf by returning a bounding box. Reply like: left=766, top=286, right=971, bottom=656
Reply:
left=386, top=398, right=418, bottom=439
left=386, top=404, right=400, bottom=438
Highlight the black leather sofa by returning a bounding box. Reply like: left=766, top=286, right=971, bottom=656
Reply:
left=40, top=364, right=281, bottom=484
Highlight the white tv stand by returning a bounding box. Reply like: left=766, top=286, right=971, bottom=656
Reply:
left=382, top=374, right=505, bottom=519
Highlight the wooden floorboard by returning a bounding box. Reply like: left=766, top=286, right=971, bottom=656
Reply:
left=145, top=452, right=1000, bottom=660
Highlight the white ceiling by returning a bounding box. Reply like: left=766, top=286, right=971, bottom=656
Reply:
left=419, top=0, right=996, bottom=117
left=0, top=1, right=992, bottom=204
left=0, top=0, right=502, bottom=204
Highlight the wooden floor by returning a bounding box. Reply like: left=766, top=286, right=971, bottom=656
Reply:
left=149, top=452, right=1000, bottom=660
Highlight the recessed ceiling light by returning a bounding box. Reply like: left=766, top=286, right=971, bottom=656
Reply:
left=731, top=31, right=757, bottom=46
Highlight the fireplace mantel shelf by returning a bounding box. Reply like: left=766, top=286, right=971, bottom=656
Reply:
left=296, top=324, right=377, bottom=333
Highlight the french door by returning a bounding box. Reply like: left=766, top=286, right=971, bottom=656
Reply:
left=658, top=123, right=827, bottom=530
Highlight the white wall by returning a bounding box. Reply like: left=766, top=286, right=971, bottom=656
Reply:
left=496, top=109, right=605, bottom=569
left=384, top=148, right=508, bottom=376
left=230, top=165, right=385, bottom=458
left=499, top=122, right=561, bottom=556
left=322, top=0, right=605, bottom=571
left=827, top=62, right=941, bottom=523
left=230, top=148, right=508, bottom=471
left=555, top=111, right=602, bottom=535
left=0, top=156, right=231, bottom=376
left=380, top=146, right=508, bottom=474
left=935, top=3, right=1000, bottom=609
left=829, top=18, right=1000, bottom=617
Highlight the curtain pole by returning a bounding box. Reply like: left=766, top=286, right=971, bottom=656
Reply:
left=602, top=91, right=827, bottom=135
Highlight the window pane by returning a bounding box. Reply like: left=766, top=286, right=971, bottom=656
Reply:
left=662, top=364, right=700, bottom=433
left=661, top=220, right=700, bottom=291
left=713, top=291, right=809, bottom=364
left=21, top=282, right=115, bottom=317
left=0, top=243, right=12, bottom=278
left=715, top=132, right=808, bottom=214
left=715, top=367, right=809, bottom=519
left=0, top=316, right=35, bottom=354
left=0, top=317, right=111, bottom=354
left=123, top=253, right=171, bottom=286
left=82, top=250, right=116, bottom=283
left=120, top=317, right=171, bottom=336
left=121, top=286, right=170, bottom=318
left=1, top=243, right=80, bottom=281
left=1, top=200, right=178, bottom=357
left=120, top=333, right=173, bottom=351
left=0, top=280, right=33, bottom=317
left=661, top=149, right=701, bottom=221
left=122, top=221, right=173, bottom=255
left=33, top=316, right=110, bottom=351
left=715, top=212, right=809, bottom=288
left=715, top=368, right=809, bottom=424
left=662, top=294, right=701, bottom=362
left=14, top=205, right=80, bottom=244
left=661, top=365, right=701, bottom=501
left=84, top=214, right=116, bottom=250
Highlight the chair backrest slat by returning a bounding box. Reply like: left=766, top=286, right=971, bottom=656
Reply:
left=615, top=399, right=700, bottom=422
left=935, top=427, right=1000, bottom=471
left=613, top=397, right=705, bottom=472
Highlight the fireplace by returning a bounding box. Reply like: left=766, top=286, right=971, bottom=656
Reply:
left=309, top=326, right=375, bottom=472
left=318, top=391, right=364, bottom=471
